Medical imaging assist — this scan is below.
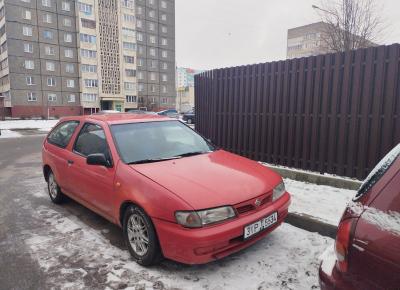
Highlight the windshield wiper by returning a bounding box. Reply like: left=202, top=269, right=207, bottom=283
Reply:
left=172, top=151, right=211, bottom=158
left=128, top=156, right=181, bottom=165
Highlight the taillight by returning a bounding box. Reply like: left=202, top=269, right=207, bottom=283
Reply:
left=335, top=218, right=355, bottom=272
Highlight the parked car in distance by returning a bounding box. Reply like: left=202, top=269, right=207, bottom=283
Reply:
left=319, top=143, right=400, bottom=290
left=42, top=113, right=291, bottom=266
left=127, top=109, right=156, bottom=115
left=157, top=109, right=179, bottom=119
left=182, top=110, right=195, bottom=124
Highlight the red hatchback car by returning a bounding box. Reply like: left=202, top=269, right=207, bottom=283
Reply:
left=319, top=143, right=400, bottom=289
left=42, top=114, right=291, bottom=265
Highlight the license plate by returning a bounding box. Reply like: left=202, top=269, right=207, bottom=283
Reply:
left=244, top=212, right=278, bottom=239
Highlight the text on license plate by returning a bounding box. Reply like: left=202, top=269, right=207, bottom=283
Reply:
left=244, top=212, right=278, bottom=239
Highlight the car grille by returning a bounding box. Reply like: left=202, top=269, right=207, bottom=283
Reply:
left=234, top=193, right=272, bottom=215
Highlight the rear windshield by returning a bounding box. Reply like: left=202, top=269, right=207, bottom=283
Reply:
left=354, top=143, right=400, bottom=200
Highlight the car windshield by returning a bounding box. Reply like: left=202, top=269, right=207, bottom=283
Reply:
left=354, top=143, right=400, bottom=200
left=111, top=121, right=215, bottom=164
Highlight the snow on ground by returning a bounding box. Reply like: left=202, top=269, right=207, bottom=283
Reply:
left=0, top=119, right=58, bottom=131
left=26, top=202, right=332, bottom=290
left=284, top=178, right=356, bottom=226
left=0, top=129, right=22, bottom=138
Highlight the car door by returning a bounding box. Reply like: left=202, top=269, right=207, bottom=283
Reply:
left=350, top=164, right=400, bottom=289
left=45, top=120, right=80, bottom=192
left=65, top=122, right=116, bottom=219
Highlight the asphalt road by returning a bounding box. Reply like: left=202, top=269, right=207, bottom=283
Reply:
left=0, top=135, right=330, bottom=290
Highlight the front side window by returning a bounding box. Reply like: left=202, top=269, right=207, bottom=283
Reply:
left=74, top=123, right=111, bottom=161
left=111, top=121, right=215, bottom=164
left=47, top=121, right=79, bottom=148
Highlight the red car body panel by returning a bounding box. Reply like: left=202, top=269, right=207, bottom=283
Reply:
left=319, top=155, right=400, bottom=290
left=42, top=114, right=291, bottom=264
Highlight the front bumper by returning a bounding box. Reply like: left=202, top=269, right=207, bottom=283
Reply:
left=153, top=192, right=290, bottom=264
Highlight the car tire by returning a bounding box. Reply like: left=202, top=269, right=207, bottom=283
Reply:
left=47, top=170, right=65, bottom=204
left=123, top=205, right=163, bottom=266
left=187, top=118, right=192, bottom=124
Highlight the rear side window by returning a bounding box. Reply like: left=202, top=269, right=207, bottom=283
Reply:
left=47, top=121, right=79, bottom=148
left=355, top=144, right=400, bottom=200
left=73, top=123, right=111, bottom=160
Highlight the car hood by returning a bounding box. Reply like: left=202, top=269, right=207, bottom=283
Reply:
left=130, top=150, right=282, bottom=209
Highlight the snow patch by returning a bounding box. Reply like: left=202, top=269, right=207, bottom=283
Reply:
left=0, top=129, right=22, bottom=138
left=319, top=245, right=336, bottom=276
left=362, top=207, right=400, bottom=236
left=0, top=119, right=58, bottom=130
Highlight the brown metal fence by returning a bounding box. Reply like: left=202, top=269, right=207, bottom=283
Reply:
left=195, top=44, right=400, bottom=180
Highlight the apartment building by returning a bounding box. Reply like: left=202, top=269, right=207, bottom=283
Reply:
left=176, top=67, right=204, bottom=88
left=0, top=0, right=176, bottom=118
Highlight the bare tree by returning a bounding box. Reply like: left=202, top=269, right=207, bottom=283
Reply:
left=313, top=0, right=385, bottom=52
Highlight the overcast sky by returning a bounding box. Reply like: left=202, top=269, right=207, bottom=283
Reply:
left=175, top=0, right=400, bottom=70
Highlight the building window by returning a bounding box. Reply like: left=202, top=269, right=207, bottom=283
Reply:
left=161, top=50, right=168, bottom=58
left=137, top=58, right=143, bottom=66
left=121, top=0, right=134, bottom=9
left=42, top=0, right=51, bottom=7
left=149, top=22, right=155, bottom=31
left=138, top=46, right=144, bottom=54
left=23, top=26, right=33, bottom=36
left=24, top=43, right=33, bottom=53
left=25, top=60, right=34, bottom=70
left=78, top=2, right=92, bottom=15
left=161, top=26, right=167, bottom=33
left=161, top=38, right=168, bottom=46
left=82, top=93, right=97, bottom=102
left=66, top=64, right=74, bottom=73
left=47, top=77, right=56, bottom=86
left=64, top=48, right=73, bottom=58
left=123, top=14, right=135, bottom=23
left=45, top=46, right=55, bottom=55
left=149, top=35, right=156, bottom=44
left=48, top=93, right=57, bottom=102
left=161, top=85, right=167, bottom=93
left=62, top=1, right=71, bottom=11
left=80, top=49, right=97, bottom=58
left=43, top=30, right=54, bottom=40
left=126, top=95, right=136, bottom=103
left=46, top=61, right=55, bottom=71
left=124, top=55, right=134, bottom=63
left=125, top=69, right=136, bottom=77
left=63, top=18, right=72, bottom=27
left=161, top=97, right=168, bottom=104
left=161, top=14, right=167, bottom=21
left=149, top=0, right=155, bottom=5
left=84, top=79, right=98, bottom=88
left=150, top=72, right=156, bottom=81
left=136, top=19, right=143, bottom=28
left=80, top=33, right=96, bottom=43
left=81, top=64, right=97, bottom=73
left=64, top=33, right=72, bottom=43
left=161, top=74, right=167, bottom=82
left=150, top=85, right=156, bottom=93
left=149, top=48, right=156, bottom=57
left=27, top=92, right=37, bottom=102
left=124, top=82, right=135, bottom=91
left=150, top=60, right=158, bottom=68
left=122, top=27, right=135, bottom=37
left=24, top=10, right=32, bottom=20
left=161, top=1, right=167, bottom=9
left=43, top=13, right=52, bottom=23
left=136, top=6, right=143, bottom=14
left=67, top=79, right=75, bottom=88
left=81, top=18, right=96, bottom=29
left=148, top=10, right=155, bottom=18
left=68, top=94, right=75, bottom=102
left=123, top=42, right=136, bottom=50
left=26, top=76, right=35, bottom=85
left=138, top=84, right=144, bottom=92
left=137, top=33, right=143, bottom=42
left=137, top=71, right=144, bottom=79
left=162, top=62, right=168, bottom=70
left=21, top=0, right=31, bottom=2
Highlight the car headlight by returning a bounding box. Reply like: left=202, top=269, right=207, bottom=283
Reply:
left=175, top=206, right=236, bottom=228
left=273, top=182, right=286, bottom=201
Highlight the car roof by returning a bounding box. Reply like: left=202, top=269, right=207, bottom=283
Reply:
left=60, top=113, right=173, bottom=125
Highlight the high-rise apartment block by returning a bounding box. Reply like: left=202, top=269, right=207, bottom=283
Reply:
left=0, top=0, right=175, bottom=118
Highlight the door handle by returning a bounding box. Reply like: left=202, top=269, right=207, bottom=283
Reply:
left=67, top=160, right=74, bottom=165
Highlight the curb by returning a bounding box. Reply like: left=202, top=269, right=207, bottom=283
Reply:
left=265, top=165, right=362, bottom=191
left=285, top=212, right=337, bottom=239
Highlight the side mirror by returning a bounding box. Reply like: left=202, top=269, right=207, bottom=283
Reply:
left=87, top=153, right=110, bottom=167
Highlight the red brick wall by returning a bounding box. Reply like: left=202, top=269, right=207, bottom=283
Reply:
left=11, top=106, right=82, bottom=118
